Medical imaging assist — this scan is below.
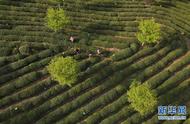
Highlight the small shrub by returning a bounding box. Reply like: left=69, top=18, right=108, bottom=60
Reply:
left=144, top=0, right=171, bottom=5
left=47, top=56, right=79, bottom=86
left=19, top=44, right=31, bottom=55
left=45, top=7, right=69, bottom=32
left=137, top=18, right=161, bottom=45
left=127, top=80, right=158, bottom=115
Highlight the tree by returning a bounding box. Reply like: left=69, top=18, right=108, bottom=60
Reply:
left=127, top=80, right=158, bottom=115
left=45, top=7, right=69, bottom=32
left=137, top=18, right=161, bottom=45
left=47, top=56, right=80, bottom=87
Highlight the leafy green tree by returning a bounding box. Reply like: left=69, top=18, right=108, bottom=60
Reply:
left=127, top=80, right=158, bottom=115
left=137, top=18, right=161, bottom=45
left=47, top=56, right=80, bottom=87
left=45, top=7, right=69, bottom=32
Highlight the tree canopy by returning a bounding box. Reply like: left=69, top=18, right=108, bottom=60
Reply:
left=137, top=18, right=161, bottom=45
left=47, top=56, right=80, bottom=87
left=127, top=80, right=158, bottom=115
left=45, top=7, right=69, bottom=31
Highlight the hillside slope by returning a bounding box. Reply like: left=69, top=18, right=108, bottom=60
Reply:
left=0, top=0, right=190, bottom=124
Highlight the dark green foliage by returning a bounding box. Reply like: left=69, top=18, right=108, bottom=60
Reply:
left=147, top=51, right=190, bottom=89
left=48, top=0, right=64, bottom=3
left=36, top=70, right=127, bottom=124
left=0, top=76, right=51, bottom=108
left=79, top=57, right=101, bottom=71
left=101, top=105, right=133, bottom=124
left=155, top=66, right=190, bottom=95
left=0, top=57, right=50, bottom=85
left=0, top=49, right=58, bottom=76
left=0, top=70, right=46, bottom=98
left=78, top=59, right=111, bottom=81
left=158, top=79, right=190, bottom=105
left=144, top=0, right=172, bottom=5
left=111, top=43, right=139, bottom=61
left=80, top=91, right=131, bottom=124
left=1, top=0, right=190, bottom=124
left=0, top=47, right=12, bottom=56
left=136, top=48, right=184, bottom=81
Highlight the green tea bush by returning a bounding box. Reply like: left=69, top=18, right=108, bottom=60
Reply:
left=78, top=60, right=110, bottom=81
left=127, top=80, right=158, bottom=115
left=100, top=105, right=133, bottom=124
left=158, top=79, right=190, bottom=105
left=48, top=76, right=126, bottom=124
left=0, top=49, right=55, bottom=76
left=0, top=57, right=50, bottom=85
left=19, top=44, right=31, bottom=55
left=111, top=43, right=139, bottom=61
left=0, top=71, right=43, bottom=98
left=79, top=57, right=100, bottom=71
left=147, top=51, right=190, bottom=89
left=47, top=56, right=79, bottom=86
left=155, top=67, right=190, bottom=95
left=136, top=48, right=184, bottom=81
left=62, top=89, right=123, bottom=124
left=82, top=88, right=129, bottom=124
left=0, top=77, right=51, bottom=108
left=28, top=66, right=117, bottom=124
left=137, top=18, right=161, bottom=45
left=0, top=47, right=12, bottom=56
left=48, top=0, right=64, bottom=3
left=45, top=8, right=69, bottom=32
left=144, top=0, right=162, bottom=4
left=143, top=0, right=172, bottom=5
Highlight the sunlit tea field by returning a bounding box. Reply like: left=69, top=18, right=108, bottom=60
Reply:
left=0, top=0, right=190, bottom=124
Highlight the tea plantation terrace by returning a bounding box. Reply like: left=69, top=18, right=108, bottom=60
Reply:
left=0, top=0, right=190, bottom=124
